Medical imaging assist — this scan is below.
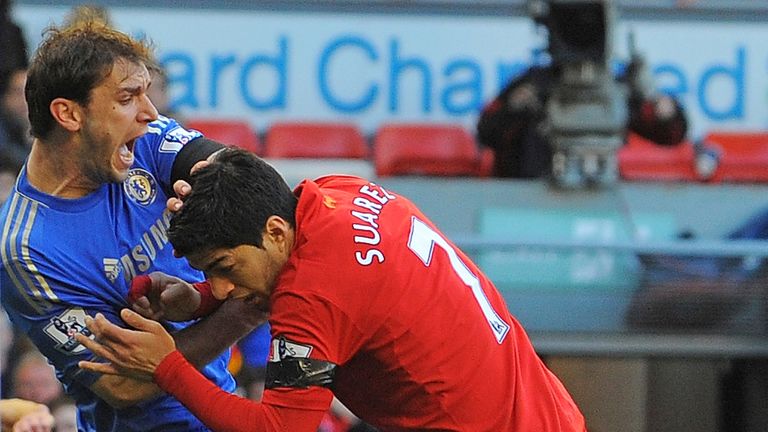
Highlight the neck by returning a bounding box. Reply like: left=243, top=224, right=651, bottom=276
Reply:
left=26, top=138, right=97, bottom=198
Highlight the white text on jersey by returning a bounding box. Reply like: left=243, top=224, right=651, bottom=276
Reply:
left=352, top=183, right=396, bottom=266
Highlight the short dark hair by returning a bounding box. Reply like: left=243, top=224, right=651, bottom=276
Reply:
left=168, top=148, right=298, bottom=257
left=25, top=20, right=155, bottom=140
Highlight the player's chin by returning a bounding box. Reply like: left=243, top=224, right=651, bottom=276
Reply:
left=109, top=160, right=132, bottom=182
left=111, top=168, right=130, bottom=183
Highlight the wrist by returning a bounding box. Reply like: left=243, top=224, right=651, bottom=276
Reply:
left=191, top=280, right=224, bottom=318
left=154, top=350, right=186, bottom=387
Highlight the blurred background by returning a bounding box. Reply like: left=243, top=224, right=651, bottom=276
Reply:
left=2, top=1, right=767, bottom=431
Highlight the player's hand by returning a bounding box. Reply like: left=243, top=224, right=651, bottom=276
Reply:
left=11, top=405, right=53, bottom=432
left=166, top=179, right=192, bottom=213
left=507, top=82, right=541, bottom=112
left=76, top=309, right=176, bottom=381
left=129, top=272, right=201, bottom=322
left=166, top=151, right=219, bottom=213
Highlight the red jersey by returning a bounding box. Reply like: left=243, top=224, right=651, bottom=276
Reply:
left=155, top=175, right=585, bottom=432
left=263, top=175, right=584, bottom=431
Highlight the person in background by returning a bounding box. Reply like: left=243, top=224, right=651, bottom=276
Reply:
left=0, top=308, right=13, bottom=397
left=477, top=0, right=688, bottom=179
left=0, top=398, right=53, bottom=432
left=49, top=396, right=77, bottom=432
left=0, top=0, right=30, bottom=202
left=477, top=63, right=688, bottom=178
left=10, top=352, right=63, bottom=406
left=0, top=68, right=31, bottom=173
left=77, top=147, right=586, bottom=431
left=147, top=66, right=185, bottom=123
left=0, top=18, right=265, bottom=431
left=1, top=308, right=37, bottom=399
left=0, top=0, right=28, bottom=75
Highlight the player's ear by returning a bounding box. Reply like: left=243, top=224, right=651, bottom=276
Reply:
left=265, top=216, right=291, bottom=252
left=50, top=98, right=84, bottom=132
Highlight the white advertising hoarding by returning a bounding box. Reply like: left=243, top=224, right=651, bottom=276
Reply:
left=15, top=5, right=768, bottom=137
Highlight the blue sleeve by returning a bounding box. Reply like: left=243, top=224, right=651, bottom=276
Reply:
left=3, top=292, right=125, bottom=391
left=1, top=222, right=136, bottom=391
left=3, top=272, right=197, bottom=393
left=138, top=115, right=202, bottom=192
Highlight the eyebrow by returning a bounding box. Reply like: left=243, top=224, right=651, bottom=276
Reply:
left=118, top=85, right=144, bottom=96
left=201, top=255, right=229, bottom=274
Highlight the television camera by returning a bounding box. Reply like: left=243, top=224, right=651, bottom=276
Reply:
left=529, top=0, right=629, bottom=188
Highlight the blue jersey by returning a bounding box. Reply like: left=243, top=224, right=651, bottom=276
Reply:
left=0, top=116, right=234, bottom=431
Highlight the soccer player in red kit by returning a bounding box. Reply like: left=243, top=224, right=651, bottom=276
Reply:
left=77, top=148, right=586, bottom=431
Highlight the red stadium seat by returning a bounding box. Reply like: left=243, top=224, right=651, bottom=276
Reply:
left=478, top=146, right=495, bottom=178
left=185, top=118, right=261, bottom=154
left=703, top=131, right=768, bottom=182
left=264, top=122, right=369, bottom=159
left=617, top=132, right=698, bottom=181
left=373, top=123, right=481, bottom=177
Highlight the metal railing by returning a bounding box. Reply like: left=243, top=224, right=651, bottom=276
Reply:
left=453, top=236, right=768, bottom=257
left=452, top=234, right=768, bottom=357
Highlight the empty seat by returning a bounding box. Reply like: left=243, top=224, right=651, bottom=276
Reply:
left=478, top=146, right=495, bottom=178
left=264, top=122, right=368, bottom=159
left=185, top=118, right=261, bottom=154
left=373, top=123, right=481, bottom=177
left=618, top=132, right=698, bottom=181
left=703, top=131, right=768, bottom=182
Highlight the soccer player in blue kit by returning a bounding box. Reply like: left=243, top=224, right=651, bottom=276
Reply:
left=0, top=20, right=265, bottom=431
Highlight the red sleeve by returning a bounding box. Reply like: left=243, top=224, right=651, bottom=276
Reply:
left=154, top=351, right=328, bottom=432
left=190, top=280, right=224, bottom=318
left=628, top=97, right=688, bottom=147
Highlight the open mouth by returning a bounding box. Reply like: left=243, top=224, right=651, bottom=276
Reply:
left=118, top=137, right=137, bottom=169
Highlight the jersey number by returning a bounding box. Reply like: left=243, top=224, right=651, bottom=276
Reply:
left=407, top=217, right=510, bottom=343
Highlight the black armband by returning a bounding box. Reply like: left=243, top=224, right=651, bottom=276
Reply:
left=170, top=137, right=226, bottom=185
left=265, top=357, right=337, bottom=390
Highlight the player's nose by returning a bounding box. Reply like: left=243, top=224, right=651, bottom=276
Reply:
left=138, top=92, right=159, bottom=124
left=208, top=277, right=235, bottom=300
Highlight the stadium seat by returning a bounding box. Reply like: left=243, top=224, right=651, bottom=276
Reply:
left=617, top=132, right=698, bottom=181
left=478, top=147, right=495, bottom=177
left=185, top=118, right=261, bottom=154
left=264, top=121, right=368, bottom=159
left=373, top=123, right=481, bottom=177
left=703, top=131, right=768, bottom=182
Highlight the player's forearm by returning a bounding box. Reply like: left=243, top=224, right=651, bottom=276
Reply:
left=87, top=298, right=264, bottom=409
left=90, top=374, right=162, bottom=409
left=155, top=351, right=324, bottom=432
left=174, top=297, right=267, bottom=369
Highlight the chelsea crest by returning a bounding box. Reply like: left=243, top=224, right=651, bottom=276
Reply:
left=123, top=168, right=158, bottom=206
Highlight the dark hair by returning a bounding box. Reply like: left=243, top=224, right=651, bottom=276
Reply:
left=168, top=148, right=298, bottom=257
left=25, top=20, right=155, bottom=140
left=0, top=68, right=14, bottom=96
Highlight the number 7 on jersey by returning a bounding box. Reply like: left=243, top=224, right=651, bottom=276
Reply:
left=407, top=216, right=510, bottom=343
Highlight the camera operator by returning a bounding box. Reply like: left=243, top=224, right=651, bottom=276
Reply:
left=477, top=0, right=688, bottom=180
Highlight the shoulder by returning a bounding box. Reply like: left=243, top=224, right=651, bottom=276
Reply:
left=140, top=116, right=202, bottom=153
left=304, top=175, right=370, bottom=192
